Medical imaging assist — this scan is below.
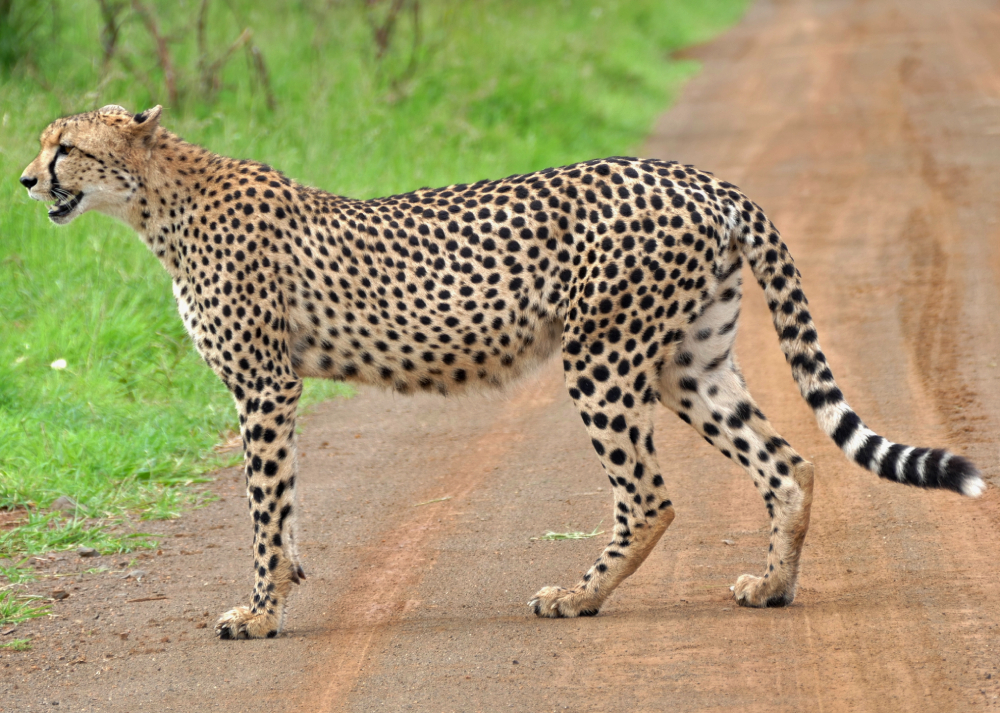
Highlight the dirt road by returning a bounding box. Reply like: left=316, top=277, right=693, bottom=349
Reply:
left=4, top=0, right=1000, bottom=710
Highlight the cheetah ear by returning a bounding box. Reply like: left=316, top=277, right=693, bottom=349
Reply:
left=128, top=105, right=163, bottom=137
left=98, top=104, right=131, bottom=116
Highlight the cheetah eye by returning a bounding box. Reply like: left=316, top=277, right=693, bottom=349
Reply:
left=56, top=144, right=73, bottom=156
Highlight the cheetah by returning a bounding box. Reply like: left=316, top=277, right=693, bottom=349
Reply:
left=20, top=105, right=984, bottom=639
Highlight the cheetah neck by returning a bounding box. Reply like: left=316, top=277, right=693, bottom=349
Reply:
left=129, top=130, right=275, bottom=280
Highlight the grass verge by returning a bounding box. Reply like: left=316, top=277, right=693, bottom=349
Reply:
left=0, top=0, right=747, bottom=578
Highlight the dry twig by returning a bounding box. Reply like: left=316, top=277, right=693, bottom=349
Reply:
left=130, top=0, right=178, bottom=106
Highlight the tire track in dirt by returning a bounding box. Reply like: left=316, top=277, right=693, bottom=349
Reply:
left=309, top=373, right=559, bottom=709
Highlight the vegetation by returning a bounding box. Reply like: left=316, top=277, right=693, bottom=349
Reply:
left=0, top=588, right=48, bottom=628
left=0, top=638, right=34, bottom=651
left=0, top=0, right=747, bottom=578
left=532, top=523, right=606, bottom=541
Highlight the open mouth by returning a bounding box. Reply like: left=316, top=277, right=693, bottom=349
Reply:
left=48, top=192, right=82, bottom=219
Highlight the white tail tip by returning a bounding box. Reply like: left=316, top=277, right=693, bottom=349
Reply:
left=961, top=476, right=986, bottom=499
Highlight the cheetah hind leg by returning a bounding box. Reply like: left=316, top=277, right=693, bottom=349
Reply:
left=731, top=459, right=814, bottom=607
left=660, top=360, right=815, bottom=607
left=529, top=365, right=676, bottom=618
left=528, top=506, right=675, bottom=618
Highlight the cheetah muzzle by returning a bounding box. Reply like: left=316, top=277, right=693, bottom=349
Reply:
left=21, top=105, right=985, bottom=639
left=48, top=190, right=82, bottom=221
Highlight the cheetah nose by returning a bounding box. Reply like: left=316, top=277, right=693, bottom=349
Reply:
left=20, top=175, right=37, bottom=189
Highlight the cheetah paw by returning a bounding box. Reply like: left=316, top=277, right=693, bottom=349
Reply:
left=215, top=606, right=281, bottom=640
left=732, top=574, right=793, bottom=608
left=528, top=586, right=601, bottom=618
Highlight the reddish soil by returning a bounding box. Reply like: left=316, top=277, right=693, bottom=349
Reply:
left=4, top=0, right=1000, bottom=710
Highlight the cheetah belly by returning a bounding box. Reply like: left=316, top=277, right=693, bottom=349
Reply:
left=287, top=301, right=564, bottom=394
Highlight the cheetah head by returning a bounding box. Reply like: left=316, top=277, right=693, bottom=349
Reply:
left=20, top=104, right=162, bottom=225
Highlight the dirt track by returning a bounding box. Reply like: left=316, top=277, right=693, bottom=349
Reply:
left=4, top=0, right=1000, bottom=710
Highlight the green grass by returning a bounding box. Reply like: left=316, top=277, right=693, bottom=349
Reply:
left=0, top=588, right=49, bottom=628
left=0, top=638, right=33, bottom=651
left=0, top=0, right=747, bottom=574
left=532, top=523, right=606, bottom=541
left=0, top=512, right=156, bottom=560
left=0, top=560, right=36, bottom=584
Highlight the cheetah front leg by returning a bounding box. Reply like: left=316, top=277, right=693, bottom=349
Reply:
left=216, top=379, right=305, bottom=639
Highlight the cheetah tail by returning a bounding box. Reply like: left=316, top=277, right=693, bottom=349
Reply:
left=736, top=212, right=985, bottom=498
